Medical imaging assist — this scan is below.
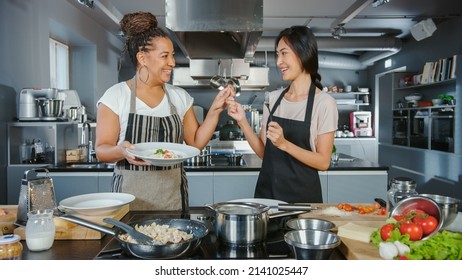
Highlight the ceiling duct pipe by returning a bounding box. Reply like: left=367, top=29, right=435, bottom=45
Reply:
left=255, top=36, right=402, bottom=69
left=252, top=51, right=365, bottom=70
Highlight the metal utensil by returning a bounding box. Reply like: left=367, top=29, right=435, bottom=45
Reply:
left=270, top=203, right=316, bottom=212
left=103, top=218, right=154, bottom=245
left=264, top=92, right=272, bottom=122
left=228, top=78, right=241, bottom=97
left=210, top=75, right=226, bottom=90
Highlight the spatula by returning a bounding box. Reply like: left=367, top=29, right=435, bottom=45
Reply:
left=103, top=218, right=154, bottom=245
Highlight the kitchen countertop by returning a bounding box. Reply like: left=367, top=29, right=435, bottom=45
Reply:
left=45, top=153, right=388, bottom=172
left=18, top=207, right=351, bottom=260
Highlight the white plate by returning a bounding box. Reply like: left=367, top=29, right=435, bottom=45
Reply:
left=127, top=142, right=200, bottom=166
left=228, top=198, right=288, bottom=214
left=59, top=193, right=135, bottom=216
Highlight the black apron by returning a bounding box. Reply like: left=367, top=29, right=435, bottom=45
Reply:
left=112, top=77, right=188, bottom=211
left=254, top=83, right=322, bottom=203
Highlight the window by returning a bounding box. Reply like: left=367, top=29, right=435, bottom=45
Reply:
left=49, top=38, right=69, bottom=89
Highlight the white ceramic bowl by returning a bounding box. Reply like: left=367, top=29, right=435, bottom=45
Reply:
left=404, top=95, right=422, bottom=101
left=432, top=99, right=443, bottom=106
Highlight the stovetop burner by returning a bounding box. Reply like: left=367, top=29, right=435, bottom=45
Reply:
left=94, top=208, right=295, bottom=260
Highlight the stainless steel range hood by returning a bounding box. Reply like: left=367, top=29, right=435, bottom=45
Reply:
left=165, top=0, right=263, bottom=60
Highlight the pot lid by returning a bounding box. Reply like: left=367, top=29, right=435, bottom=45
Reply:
left=212, top=202, right=269, bottom=215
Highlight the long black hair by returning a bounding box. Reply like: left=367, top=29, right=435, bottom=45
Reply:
left=275, top=26, right=323, bottom=90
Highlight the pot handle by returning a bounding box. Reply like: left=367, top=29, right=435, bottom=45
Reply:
left=56, top=213, right=116, bottom=236
left=204, top=204, right=215, bottom=210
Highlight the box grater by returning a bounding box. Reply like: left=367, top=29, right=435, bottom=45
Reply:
left=15, top=168, right=57, bottom=226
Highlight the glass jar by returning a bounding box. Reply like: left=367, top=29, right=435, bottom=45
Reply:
left=386, top=177, right=418, bottom=214
left=25, top=209, right=55, bottom=252
left=0, top=234, right=23, bottom=260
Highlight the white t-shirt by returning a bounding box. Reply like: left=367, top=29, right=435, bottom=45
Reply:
left=97, top=82, right=194, bottom=144
left=261, top=88, right=338, bottom=152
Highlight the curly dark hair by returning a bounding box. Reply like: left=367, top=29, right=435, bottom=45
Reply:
left=275, top=26, right=323, bottom=90
left=120, top=12, right=169, bottom=67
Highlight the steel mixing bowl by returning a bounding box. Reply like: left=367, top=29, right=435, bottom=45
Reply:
left=390, top=196, right=443, bottom=240
left=284, top=229, right=341, bottom=260
left=419, top=194, right=460, bottom=229
left=286, top=218, right=336, bottom=231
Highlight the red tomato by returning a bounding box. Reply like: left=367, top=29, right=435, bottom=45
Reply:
left=399, top=221, right=423, bottom=241
left=404, top=209, right=427, bottom=218
left=380, top=223, right=395, bottom=241
left=413, top=215, right=439, bottom=235
left=393, top=215, right=407, bottom=222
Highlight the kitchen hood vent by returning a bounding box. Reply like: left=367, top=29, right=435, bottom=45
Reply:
left=173, top=67, right=269, bottom=90
left=165, top=0, right=263, bottom=60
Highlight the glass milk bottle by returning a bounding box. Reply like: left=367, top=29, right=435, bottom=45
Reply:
left=25, top=209, right=55, bottom=251
left=386, top=177, right=418, bottom=215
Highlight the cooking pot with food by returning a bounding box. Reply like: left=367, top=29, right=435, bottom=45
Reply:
left=57, top=214, right=208, bottom=259
left=207, top=202, right=270, bottom=245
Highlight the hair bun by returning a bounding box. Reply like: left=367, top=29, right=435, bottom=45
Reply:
left=120, top=12, right=158, bottom=38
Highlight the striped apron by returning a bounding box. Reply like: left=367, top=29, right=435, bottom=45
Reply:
left=112, top=77, right=188, bottom=211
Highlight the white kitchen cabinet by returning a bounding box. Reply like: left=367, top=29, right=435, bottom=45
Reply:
left=186, top=172, right=214, bottom=206
left=326, top=170, right=388, bottom=203
left=213, top=171, right=259, bottom=202
left=334, top=138, right=378, bottom=163
left=98, top=172, right=113, bottom=192
left=319, top=171, right=328, bottom=202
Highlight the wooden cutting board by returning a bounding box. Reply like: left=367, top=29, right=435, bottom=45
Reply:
left=12, top=204, right=129, bottom=240
left=0, top=205, right=18, bottom=234
left=298, top=203, right=387, bottom=260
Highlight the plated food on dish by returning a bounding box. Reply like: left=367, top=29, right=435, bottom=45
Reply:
left=127, top=142, right=200, bottom=166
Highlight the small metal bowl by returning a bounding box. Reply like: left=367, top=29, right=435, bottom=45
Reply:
left=284, top=229, right=341, bottom=260
left=419, top=194, right=460, bottom=229
left=286, top=218, right=336, bottom=231
left=390, top=196, right=443, bottom=240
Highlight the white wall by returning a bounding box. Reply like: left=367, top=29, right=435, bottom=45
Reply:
left=0, top=0, right=123, bottom=117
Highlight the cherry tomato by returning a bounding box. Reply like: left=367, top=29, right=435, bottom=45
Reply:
left=373, top=202, right=381, bottom=210
left=399, top=221, right=423, bottom=241
left=380, top=223, right=395, bottom=241
left=412, top=214, right=439, bottom=235
left=377, top=207, right=387, bottom=215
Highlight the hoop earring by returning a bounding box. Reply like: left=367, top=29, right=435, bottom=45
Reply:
left=138, top=65, right=150, bottom=84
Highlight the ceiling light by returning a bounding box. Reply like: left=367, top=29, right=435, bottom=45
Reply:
left=372, top=0, right=390, bottom=8
left=332, top=25, right=347, bottom=40
left=77, top=0, right=94, bottom=9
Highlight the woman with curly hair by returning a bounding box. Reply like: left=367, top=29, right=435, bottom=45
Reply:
left=96, top=12, right=234, bottom=210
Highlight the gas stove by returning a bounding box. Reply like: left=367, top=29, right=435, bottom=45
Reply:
left=94, top=208, right=295, bottom=260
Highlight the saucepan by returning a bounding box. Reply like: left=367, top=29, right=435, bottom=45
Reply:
left=206, top=201, right=315, bottom=245
left=57, top=214, right=208, bottom=259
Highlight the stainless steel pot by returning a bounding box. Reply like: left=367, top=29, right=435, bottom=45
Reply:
left=185, top=146, right=211, bottom=166
left=226, top=153, right=243, bottom=165
left=66, top=107, right=79, bottom=121
left=207, top=202, right=270, bottom=245
left=36, top=98, right=64, bottom=117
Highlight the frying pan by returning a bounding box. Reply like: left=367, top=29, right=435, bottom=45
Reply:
left=58, top=214, right=208, bottom=259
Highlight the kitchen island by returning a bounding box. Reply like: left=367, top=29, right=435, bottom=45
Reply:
left=18, top=207, right=351, bottom=260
